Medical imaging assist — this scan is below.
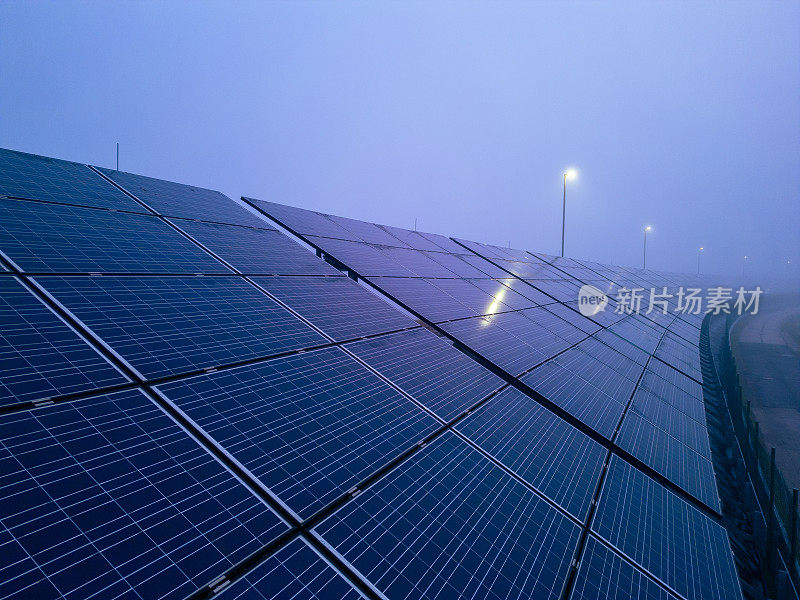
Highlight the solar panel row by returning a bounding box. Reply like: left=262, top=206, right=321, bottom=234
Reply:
left=0, top=148, right=741, bottom=600
left=248, top=197, right=740, bottom=600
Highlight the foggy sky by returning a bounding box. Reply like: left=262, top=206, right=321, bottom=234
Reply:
left=1, top=0, right=798, bottom=281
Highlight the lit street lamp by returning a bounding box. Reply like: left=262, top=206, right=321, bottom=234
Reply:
left=697, top=247, right=704, bottom=275
left=561, top=168, right=577, bottom=257
left=643, top=226, right=652, bottom=269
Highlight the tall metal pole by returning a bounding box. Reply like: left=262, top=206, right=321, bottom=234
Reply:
left=643, top=229, right=648, bottom=269
left=561, top=173, right=566, bottom=257
left=697, top=250, right=700, bottom=275
left=116, top=143, right=119, bottom=171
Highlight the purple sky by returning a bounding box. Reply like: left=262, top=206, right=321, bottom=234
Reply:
left=2, top=1, right=798, bottom=280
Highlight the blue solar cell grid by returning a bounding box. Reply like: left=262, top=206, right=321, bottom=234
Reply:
left=0, top=389, right=286, bottom=600
left=222, top=538, right=364, bottom=600
left=346, top=328, right=504, bottom=421
left=456, top=387, right=606, bottom=519
left=0, top=199, right=229, bottom=274
left=592, top=457, right=741, bottom=600
left=0, top=277, right=128, bottom=407
left=157, top=347, right=438, bottom=519
left=97, top=167, right=271, bottom=228
left=315, top=432, right=581, bottom=600
left=169, top=219, right=345, bottom=276
left=0, top=148, right=142, bottom=211
left=252, top=276, right=417, bottom=341
left=38, top=276, right=326, bottom=379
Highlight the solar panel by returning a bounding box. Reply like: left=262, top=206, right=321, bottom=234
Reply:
left=628, top=388, right=712, bottom=456
left=370, top=277, right=474, bottom=322
left=97, top=167, right=271, bottom=228
left=252, top=276, right=417, bottom=341
left=441, top=315, right=546, bottom=376
left=522, top=339, right=642, bottom=438
left=306, top=236, right=416, bottom=277
left=169, top=219, right=345, bottom=276
left=222, top=538, right=365, bottom=600
left=345, top=328, right=504, bottom=420
left=456, top=387, right=606, bottom=519
left=0, top=199, right=229, bottom=274
left=571, top=536, right=680, bottom=600
left=327, top=214, right=415, bottom=248
left=379, top=224, right=446, bottom=252
left=466, top=278, right=540, bottom=310
left=616, top=411, right=720, bottom=510
left=655, top=332, right=702, bottom=380
left=0, top=389, right=286, bottom=600
left=0, top=148, right=142, bottom=211
left=424, top=251, right=497, bottom=278
left=315, top=432, right=581, bottom=600
left=592, top=457, right=740, bottom=600
left=37, top=276, right=326, bottom=379
left=0, top=277, right=128, bottom=407
left=156, top=347, right=439, bottom=519
left=0, top=165, right=744, bottom=600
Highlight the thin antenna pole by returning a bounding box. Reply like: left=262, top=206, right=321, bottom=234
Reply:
left=116, top=143, right=119, bottom=171
left=414, top=218, right=417, bottom=231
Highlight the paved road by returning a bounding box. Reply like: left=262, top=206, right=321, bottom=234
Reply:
left=731, top=300, right=800, bottom=491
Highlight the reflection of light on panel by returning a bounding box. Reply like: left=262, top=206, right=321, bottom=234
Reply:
left=481, top=284, right=506, bottom=325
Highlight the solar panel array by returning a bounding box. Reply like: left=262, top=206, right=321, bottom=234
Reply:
left=0, top=147, right=741, bottom=600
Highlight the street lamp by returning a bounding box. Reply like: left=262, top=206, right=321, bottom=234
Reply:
left=561, top=168, right=577, bottom=257
left=697, top=247, right=704, bottom=275
left=643, top=226, right=652, bottom=269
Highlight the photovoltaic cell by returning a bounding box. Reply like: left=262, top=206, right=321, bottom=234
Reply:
left=441, top=315, right=546, bottom=376
left=571, top=536, right=680, bottom=600
left=456, top=387, right=606, bottom=519
left=245, top=198, right=354, bottom=239
left=0, top=148, right=142, bottom=211
left=592, top=457, right=741, bottom=600
left=655, top=333, right=701, bottom=381
left=252, top=276, right=417, bottom=341
left=0, top=389, right=286, bottom=600
left=628, top=389, right=711, bottom=457
left=0, top=199, right=229, bottom=274
left=169, top=219, right=344, bottom=276
left=97, top=167, right=271, bottom=228
left=306, top=236, right=416, bottom=277
left=157, top=347, right=439, bottom=519
left=316, top=432, right=581, bottom=600
left=223, top=538, right=364, bottom=600
left=38, top=276, right=326, bottom=379
left=370, top=277, right=474, bottom=322
left=346, top=328, right=504, bottom=420
left=522, top=359, right=626, bottom=438
left=0, top=277, right=128, bottom=407
left=616, top=412, right=719, bottom=510
left=379, top=224, right=445, bottom=252
left=467, top=278, right=539, bottom=310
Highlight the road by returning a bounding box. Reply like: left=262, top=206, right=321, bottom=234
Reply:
left=730, top=298, right=800, bottom=491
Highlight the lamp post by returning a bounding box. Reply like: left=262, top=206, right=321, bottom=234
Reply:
left=561, top=169, right=577, bottom=257
left=697, top=247, right=704, bottom=275
left=643, top=226, right=652, bottom=269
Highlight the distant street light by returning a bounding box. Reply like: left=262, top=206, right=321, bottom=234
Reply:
left=742, top=255, right=748, bottom=278
left=561, top=168, right=577, bottom=257
left=697, top=247, right=704, bottom=275
left=643, top=226, right=652, bottom=269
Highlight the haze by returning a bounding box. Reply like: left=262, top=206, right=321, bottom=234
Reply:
left=1, top=0, right=798, bottom=282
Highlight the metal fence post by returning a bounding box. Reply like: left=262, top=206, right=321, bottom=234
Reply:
left=767, top=448, right=777, bottom=595
left=791, top=489, right=798, bottom=571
